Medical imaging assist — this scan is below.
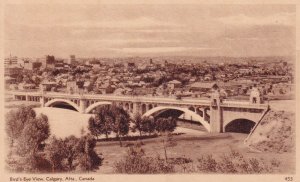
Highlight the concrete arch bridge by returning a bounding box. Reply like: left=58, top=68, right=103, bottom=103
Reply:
left=10, top=90, right=269, bottom=133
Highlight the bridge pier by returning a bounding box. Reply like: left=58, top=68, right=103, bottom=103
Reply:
left=40, top=96, right=45, bottom=107
left=79, top=99, right=87, bottom=114
left=210, top=91, right=223, bottom=133
left=132, top=102, right=138, bottom=116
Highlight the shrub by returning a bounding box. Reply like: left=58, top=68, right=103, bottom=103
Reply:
left=197, top=155, right=218, bottom=173
left=76, top=134, right=103, bottom=171
left=45, top=137, right=68, bottom=172
left=114, top=145, right=174, bottom=174
left=196, top=151, right=279, bottom=174
left=155, top=117, right=177, bottom=134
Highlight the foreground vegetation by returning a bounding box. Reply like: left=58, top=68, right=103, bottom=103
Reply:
left=6, top=106, right=102, bottom=173
left=114, top=143, right=282, bottom=174
left=5, top=106, right=294, bottom=174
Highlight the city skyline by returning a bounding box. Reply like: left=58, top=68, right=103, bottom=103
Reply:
left=4, top=4, right=296, bottom=58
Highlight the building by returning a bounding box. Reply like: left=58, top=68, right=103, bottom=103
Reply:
left=4, top=67, right=23, bottom=77
left=24, top=61, right=42, bottom=70
left=190, top=82, right=219, bottom=93
left=5, top=76, right=17, bottom=85
left=69, top=55, right=76, bottom=65
left=167, top=80, right=182, bottom=89
left=40, top=81, right=58, bottom=91
left=46, top=55, right=55, bottom=64
left=4, top=56, right=18, bottom=66
left=41, top=55, right=55, bottom=69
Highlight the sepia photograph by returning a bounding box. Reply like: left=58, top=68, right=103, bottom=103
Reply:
left=1, top=0, right=298, bottom=181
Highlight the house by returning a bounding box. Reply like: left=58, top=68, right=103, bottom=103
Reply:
left=98, top=83, right=115, bottom=94
left=5, top=76, right=16, bottom=85
left=190, top=82, right=219, bottom=93
left=167, top=80, right=182, bottom=89
left=19, top=83, right=36, bottom=90
left=40, top=81, right=57, bottom=91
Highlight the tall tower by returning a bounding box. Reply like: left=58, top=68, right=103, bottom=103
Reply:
left=69, top=55, right=76, bottom=64
left=249, top=85, right=262, bottom=104
left=210, top=89, right=223, bottom=133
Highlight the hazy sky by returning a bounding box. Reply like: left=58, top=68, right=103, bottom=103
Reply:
left=4, top=4, right=296, bottom=58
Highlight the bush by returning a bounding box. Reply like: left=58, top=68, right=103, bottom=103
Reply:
left=197, top=155, right=218, bottom=173
left=196, top=150, right=278, bottom=173
left=76, top=134, right=103, bottom=171
left=168, top=157, right=193, bottom=165
left=44, top=134, right=103, bottom=172
left=155, top=117, right=177, bottom=134
left=114, top=145, right=174, bottom=174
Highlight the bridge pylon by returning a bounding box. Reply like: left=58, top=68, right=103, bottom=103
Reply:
left=79, top=99, right=87, bottom=114
left=210, top=90, right=223, bottom=133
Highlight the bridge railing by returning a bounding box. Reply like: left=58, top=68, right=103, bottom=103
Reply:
left=220, top=102, right=269, bottom=109
left=7, top=90, right=269, bottom=108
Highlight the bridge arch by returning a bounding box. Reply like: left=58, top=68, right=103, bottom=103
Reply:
left=143, top=106, right=210, bottom=132
left=85, top=101, right=112, bottom=113
left=44, top=99, right=80, bottom=112
left=224, top=118, right=256, bottom=133
left=222, top=110, right=262, bottom=132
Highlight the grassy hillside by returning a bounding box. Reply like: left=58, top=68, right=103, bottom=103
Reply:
left=246, top=110, right=295, bottom=153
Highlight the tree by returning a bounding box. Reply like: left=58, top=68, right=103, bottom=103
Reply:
left=44, top=134, right=102, bottom=173
left=64, top=135, right=80, bottom=170
left=154, top=117, right=177, bottom=162
left=88, top=105, right=113, bottom=139
left=140, top=116, right=156, bottom=136
left=77, top=134, right=103, bottom=171
left=110, top=105, right=130, bottom=146
left=88, top=117, right=100, bottom=139
left=16, top=113, right=50, bottom=155
left=161, top=132, right=177, bottom=162
left=45, top=137, right=66, bottom=172
left=155, top=117, right=177, bottom=134
left=131, top=113, right=143, bottom=136
left=10, top=113, right=50, bottom=172
left=5, top=106, right=36, bottom=146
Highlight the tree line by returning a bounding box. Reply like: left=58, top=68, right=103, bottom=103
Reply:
left=88, top=104, right=177, bottom=146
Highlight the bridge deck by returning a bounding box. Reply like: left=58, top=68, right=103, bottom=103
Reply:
left=8, top=91, right=269, bottom=109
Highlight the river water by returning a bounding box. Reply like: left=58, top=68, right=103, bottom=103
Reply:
left=33, top=107, right=205, bottom=139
